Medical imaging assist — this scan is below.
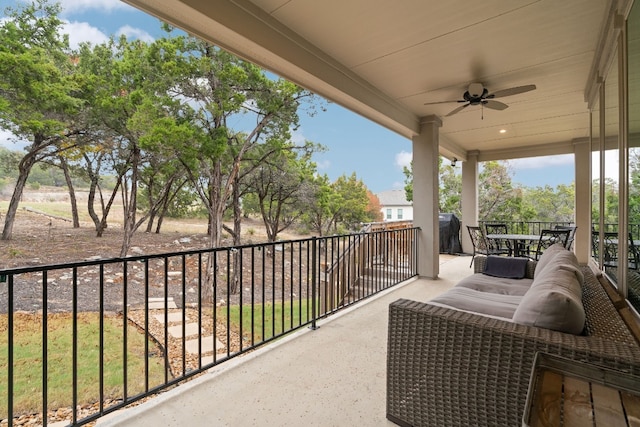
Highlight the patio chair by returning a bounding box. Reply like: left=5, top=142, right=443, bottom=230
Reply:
left=592, top=230, right=600, bottom=260
left=554, top=224, right=577, bottom=250
left=466, top=225, right=509, bottom=268
left=532, top=228, right=571, bottom=260
left=602, top=231, right=640, bottom=270
left=484, top=223, right=513, bottom=257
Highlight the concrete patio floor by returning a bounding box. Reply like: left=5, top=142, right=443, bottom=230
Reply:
left=98, top=254, right=473, bottom=427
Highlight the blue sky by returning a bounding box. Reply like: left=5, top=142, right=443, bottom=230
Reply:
left=0, top=0, right=577, bottom=193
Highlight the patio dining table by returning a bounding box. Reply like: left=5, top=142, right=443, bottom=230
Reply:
left=486, top=233, right=546, bottom=257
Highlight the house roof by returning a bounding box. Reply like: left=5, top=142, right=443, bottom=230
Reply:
left=377, top=189, right=412, bottom=207
left=123, top=0, right=628, bottom=162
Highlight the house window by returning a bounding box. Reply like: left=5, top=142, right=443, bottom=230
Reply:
left=397, top=208, right=403, bottom=220
left=386, top=208, right=392, bottom=220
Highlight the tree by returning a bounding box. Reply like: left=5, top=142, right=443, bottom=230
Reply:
left=521, top=183, right=575, bottom=223
left=403, top=163, right=413, bottom=202
left=300, top=173, right=335, bottom=236
left=629, top=149, right=640, bottom=227
left=366, top=190, right=383, bottom=222
left=154, top=33, right=317, bottom=249
left=331, top=173, right=372, bottom=232
left=245, top=140, right=319, bottom=242
left=478, top=161, right=523, bottom=221
left=439, top=158, right=462, bottom=217
left=145, top=32, right=319, bottom=299
left=0, top=0, right=83, bottom=240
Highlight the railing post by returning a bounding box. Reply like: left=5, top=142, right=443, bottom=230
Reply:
left=310, top=236, right=318, bottom=330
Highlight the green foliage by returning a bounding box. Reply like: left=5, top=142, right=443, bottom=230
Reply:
left=629, top=150, right=640, bottom=227
left=478, top=161, right=521, bottom=220
left=521, top=183, right=575, bottom=223
left=403, top=164, right=413, bottom=202
left=0, top=0, right=81, bottom=139
left=299, top=172, right=376, bottom=235
left=440, top=158, right=462, bottom=216
left=403, top=158, right=579, bottom=223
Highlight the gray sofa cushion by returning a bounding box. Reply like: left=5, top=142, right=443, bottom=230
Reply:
left=429, top=287, right=522, bottom=319
left=534, top=243, right=574, bottom=277
left=456, top=273, right=532, bottom=296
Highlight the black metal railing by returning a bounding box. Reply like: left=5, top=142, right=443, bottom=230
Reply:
left=0, top=227, right=419, bottom=426
left=479, top=221, right=640, bottom=240
left=479, top=220, right=575, bottom=235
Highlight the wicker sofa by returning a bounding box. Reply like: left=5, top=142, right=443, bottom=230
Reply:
left=386, top=250, right=640, bottom=427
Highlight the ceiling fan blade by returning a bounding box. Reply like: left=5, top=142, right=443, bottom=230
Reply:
left=445, top=104, right=469, bottom=116
left=424, top=99, right=464, bottom=105
left=488, top=84, right=536, bottom=99
left=483, top=100, right=508, bottom=111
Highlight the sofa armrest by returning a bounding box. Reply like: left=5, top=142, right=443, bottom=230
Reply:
left=386, top=299, right=640, bottom=427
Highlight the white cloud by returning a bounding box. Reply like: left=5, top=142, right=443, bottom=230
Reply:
left=60, top=21, right=154, bottom=49
left=508, top=154, right=573, bottom=169
left=316, top=159, right=331, bottom=170
left=116, top=25, right=154, bottom=43
left=58, top=0, right=133, bottom=14
left=395, top=150, right=412, bottom=169
left=290, top=127, right=306, bottom=145
left=62, top=20, right=109, bottom=49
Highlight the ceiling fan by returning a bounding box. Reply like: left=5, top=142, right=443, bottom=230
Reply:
left=424, top=83, right=536, bottom=118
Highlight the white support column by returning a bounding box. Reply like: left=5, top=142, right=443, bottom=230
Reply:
left=461, top=151, right=479, bottom=254
left=573, top=139, right=591, bottom=264
left=412, top=115, right=442, bottom=279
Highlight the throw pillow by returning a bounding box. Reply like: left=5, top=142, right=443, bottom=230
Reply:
left=534, top=243, right=567, bottom=276
left=512, top=267, right=585, bottom=334
left=483, top=255, right=529, bottom=279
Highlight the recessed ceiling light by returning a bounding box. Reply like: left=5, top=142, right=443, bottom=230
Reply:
left=499, top=129, right=507, bottom=134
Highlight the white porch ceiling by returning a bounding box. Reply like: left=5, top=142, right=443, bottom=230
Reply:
left=123, top=0, right=613, bottom=161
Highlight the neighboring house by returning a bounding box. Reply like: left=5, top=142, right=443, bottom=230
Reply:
left=377, top=189, right=413, bottom=222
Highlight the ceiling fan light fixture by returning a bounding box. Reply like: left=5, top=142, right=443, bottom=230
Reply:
left=468, top=82, right=484, bottom=98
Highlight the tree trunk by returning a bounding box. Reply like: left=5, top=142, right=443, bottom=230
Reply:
left=84, top=153, right=107, bottom=236
left=146, top=212, right=155, bottom=233
left=91, top=180, right=121, bottom=238
left=2, top=153, right=38, bottom=240
left=230, top=176, right=242, bottom=294
left=60, top=156, right=80, bottom=228
left=120, top=147, right=140, bottom=257
left=87, top=178, right=100, bottom=232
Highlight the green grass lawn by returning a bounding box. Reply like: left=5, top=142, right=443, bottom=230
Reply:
left=0, top=312, right=166, bottom=419
left=217, top=299, right=316, bottom=345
